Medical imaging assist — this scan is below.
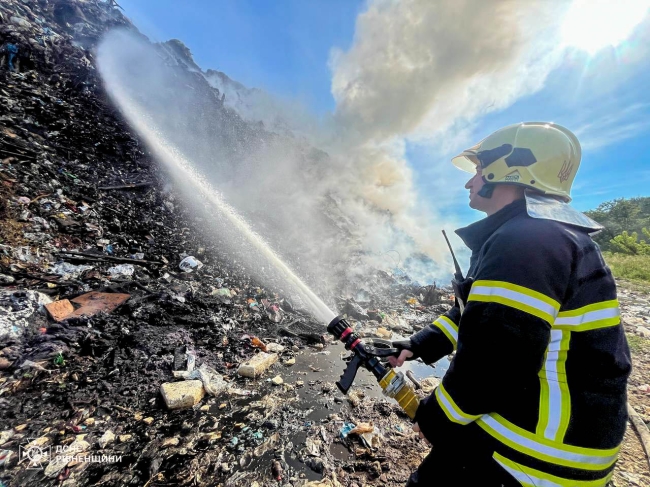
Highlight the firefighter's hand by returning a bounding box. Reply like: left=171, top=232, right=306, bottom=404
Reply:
left=388, top=349, right=413, bottom=368
left=413, top=422, right=431, bottom=446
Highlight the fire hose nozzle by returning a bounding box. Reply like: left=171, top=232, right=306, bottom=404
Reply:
left=379, top=369, right=419, bottom=420
left=327, top=316, right=420, bottom=420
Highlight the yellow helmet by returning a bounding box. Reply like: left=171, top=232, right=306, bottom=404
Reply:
left=452, top=122, right=581, bottom=202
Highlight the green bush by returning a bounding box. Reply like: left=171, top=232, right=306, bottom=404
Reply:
left=602, top=252, right=650, bottom=282
left=610, top=228, right=650, bottom=255
left=586, top=197, right=650, bottom=252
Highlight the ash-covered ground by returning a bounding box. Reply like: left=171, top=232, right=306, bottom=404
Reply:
left=0, top=2, right=452, bottom=486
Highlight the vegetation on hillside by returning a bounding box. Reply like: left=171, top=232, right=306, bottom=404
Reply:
left=586, top=197, right=650, bottom=282
left=585, top=197, right=650, bottom=252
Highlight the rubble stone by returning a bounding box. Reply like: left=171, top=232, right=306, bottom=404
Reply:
left=237, top=352, right=278, bottom=378
left=160, top=380, right=205, bottom=409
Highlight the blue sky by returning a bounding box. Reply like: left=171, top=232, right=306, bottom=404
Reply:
left=119, top=0, right=649, bottom=227
left=119, top=0, right=363, bottom=113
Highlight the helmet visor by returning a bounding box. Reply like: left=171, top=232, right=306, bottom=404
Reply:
left=451, top=151, right=479, bottom=173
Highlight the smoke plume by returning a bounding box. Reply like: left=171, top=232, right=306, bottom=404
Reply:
left=319, top=0, right=571, bottom=280
left=98, top=0, right=574, bottom=305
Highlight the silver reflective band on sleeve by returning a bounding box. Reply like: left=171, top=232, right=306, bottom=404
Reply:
left=493, top=452, right=612, bottom=487
left=468, top=280, right=560, bottom=324
left=554, top=300, right=620, bottom=331
left=435, top=383, right=481, bottom=425
left=432, top=316, right=458, bottom=348
left=477, top=414, right=619, bottom=471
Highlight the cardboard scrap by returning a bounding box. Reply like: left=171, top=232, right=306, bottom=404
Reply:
left=45, top=299, right=75, bottom=322
left=45, top=292, right=130, bottom=322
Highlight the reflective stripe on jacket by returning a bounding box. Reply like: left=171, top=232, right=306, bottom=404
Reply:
left=411, top=199, right=631, bottom=485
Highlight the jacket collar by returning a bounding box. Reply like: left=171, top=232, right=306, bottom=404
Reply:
left=455, top=199, right=527, bottom=252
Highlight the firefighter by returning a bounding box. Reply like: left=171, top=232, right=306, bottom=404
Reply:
left=389, top=122, right=631, bottom=486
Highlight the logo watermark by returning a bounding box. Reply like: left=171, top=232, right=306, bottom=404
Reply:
left=19, top=440, right=51, bottom=470
left=18, top=439, right=122, bottom=471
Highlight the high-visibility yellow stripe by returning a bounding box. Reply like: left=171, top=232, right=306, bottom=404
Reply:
left=537, top=347, right=551, bottom=437
left=435, top=383, right=481, bottom=425
left=432, top=316, right=458, bottom=349
left=477, top=414, right=619, bottom=471
left=493, top=452, right=613, bottom=487
left=554, top=300, right=620, bottom=331
left=537, top=330, right=572, bottom=442
left=468, top=280, right=560, bottom=324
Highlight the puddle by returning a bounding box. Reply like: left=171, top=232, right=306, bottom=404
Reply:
left=197, top=335, right=448, bottom=482
left=329, top=442, right=353, bottom=461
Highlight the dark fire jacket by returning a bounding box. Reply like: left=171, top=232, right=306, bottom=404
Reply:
left=410, top=199, right=631, bottom=486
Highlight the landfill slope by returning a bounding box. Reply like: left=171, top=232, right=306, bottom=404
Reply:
left=0, top=2, right=447, bottom=486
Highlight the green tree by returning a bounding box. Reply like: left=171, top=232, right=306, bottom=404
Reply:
left=610, top=230, right=650, bottom=255
left=586, top=197, right=650, bottom=252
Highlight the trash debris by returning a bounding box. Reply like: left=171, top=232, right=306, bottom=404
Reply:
left=270, top=375, right=283, bottom=386
left=250, top=336, right=267, bottom=352
left=347, top=389, right=365, bottom=408
left=266, top=342, right=285, bottom=353
left=0, top=274, right=16, bottom=285
left=237, top=352, right=278, bottom=378
left=350, top=422, right=374, bottom=435
left=0, top=291, right=52, bottom=340
left=173, top=345, right=195, bottom=373
left=420, top=377, right=441, bottom=394
left=0, top=430, right=15, bottom=446
left=342, top=300, right=369, bottom=320
left=162, top=437, right=180, bottom=448
left=53, top=352, right=65, bottom=366
left=271, top=459, right=283, bottom=481
left=340, top=423, right=356, bottom=439
left=45, top=292, right=130, bottom=321
left=375, top=327, right=392, bottom=339
left=187, top=363, right=229, bottom=395
left=20, top=360, right=51, bottom=373
left=638, top=384, right=650, bottom=394
left=179, top=256, right=203, bottom=273
left=214, top=288, right=232, bottom=297
left=50, top=262, right=93, bottom=280
left=305, top=437, right=321, bottom=456
left=107, top=263, right=135, bottom=277
left=265, top=303, right=282, bottom=323
left=0, top=449, right=15, bottom=467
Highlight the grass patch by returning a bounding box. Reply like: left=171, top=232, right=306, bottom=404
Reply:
left=626, top=334, right=650, bottom=354
left=602, top=252, right=650, bottom=284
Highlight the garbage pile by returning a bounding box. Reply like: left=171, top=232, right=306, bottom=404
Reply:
left=0, top=1, right=455, bottom=486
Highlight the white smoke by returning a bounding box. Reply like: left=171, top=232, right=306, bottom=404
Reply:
left=311, top=0, right=574, bottom=279
left=98, top=0, right=581, bottom=299
left=331, top=0, right=569, bottom=143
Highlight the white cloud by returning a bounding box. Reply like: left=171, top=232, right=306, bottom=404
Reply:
left=574, top=103, right=650, bottom=151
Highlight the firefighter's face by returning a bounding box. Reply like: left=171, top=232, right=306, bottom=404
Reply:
left=465, top=165, right=487, bottom=211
